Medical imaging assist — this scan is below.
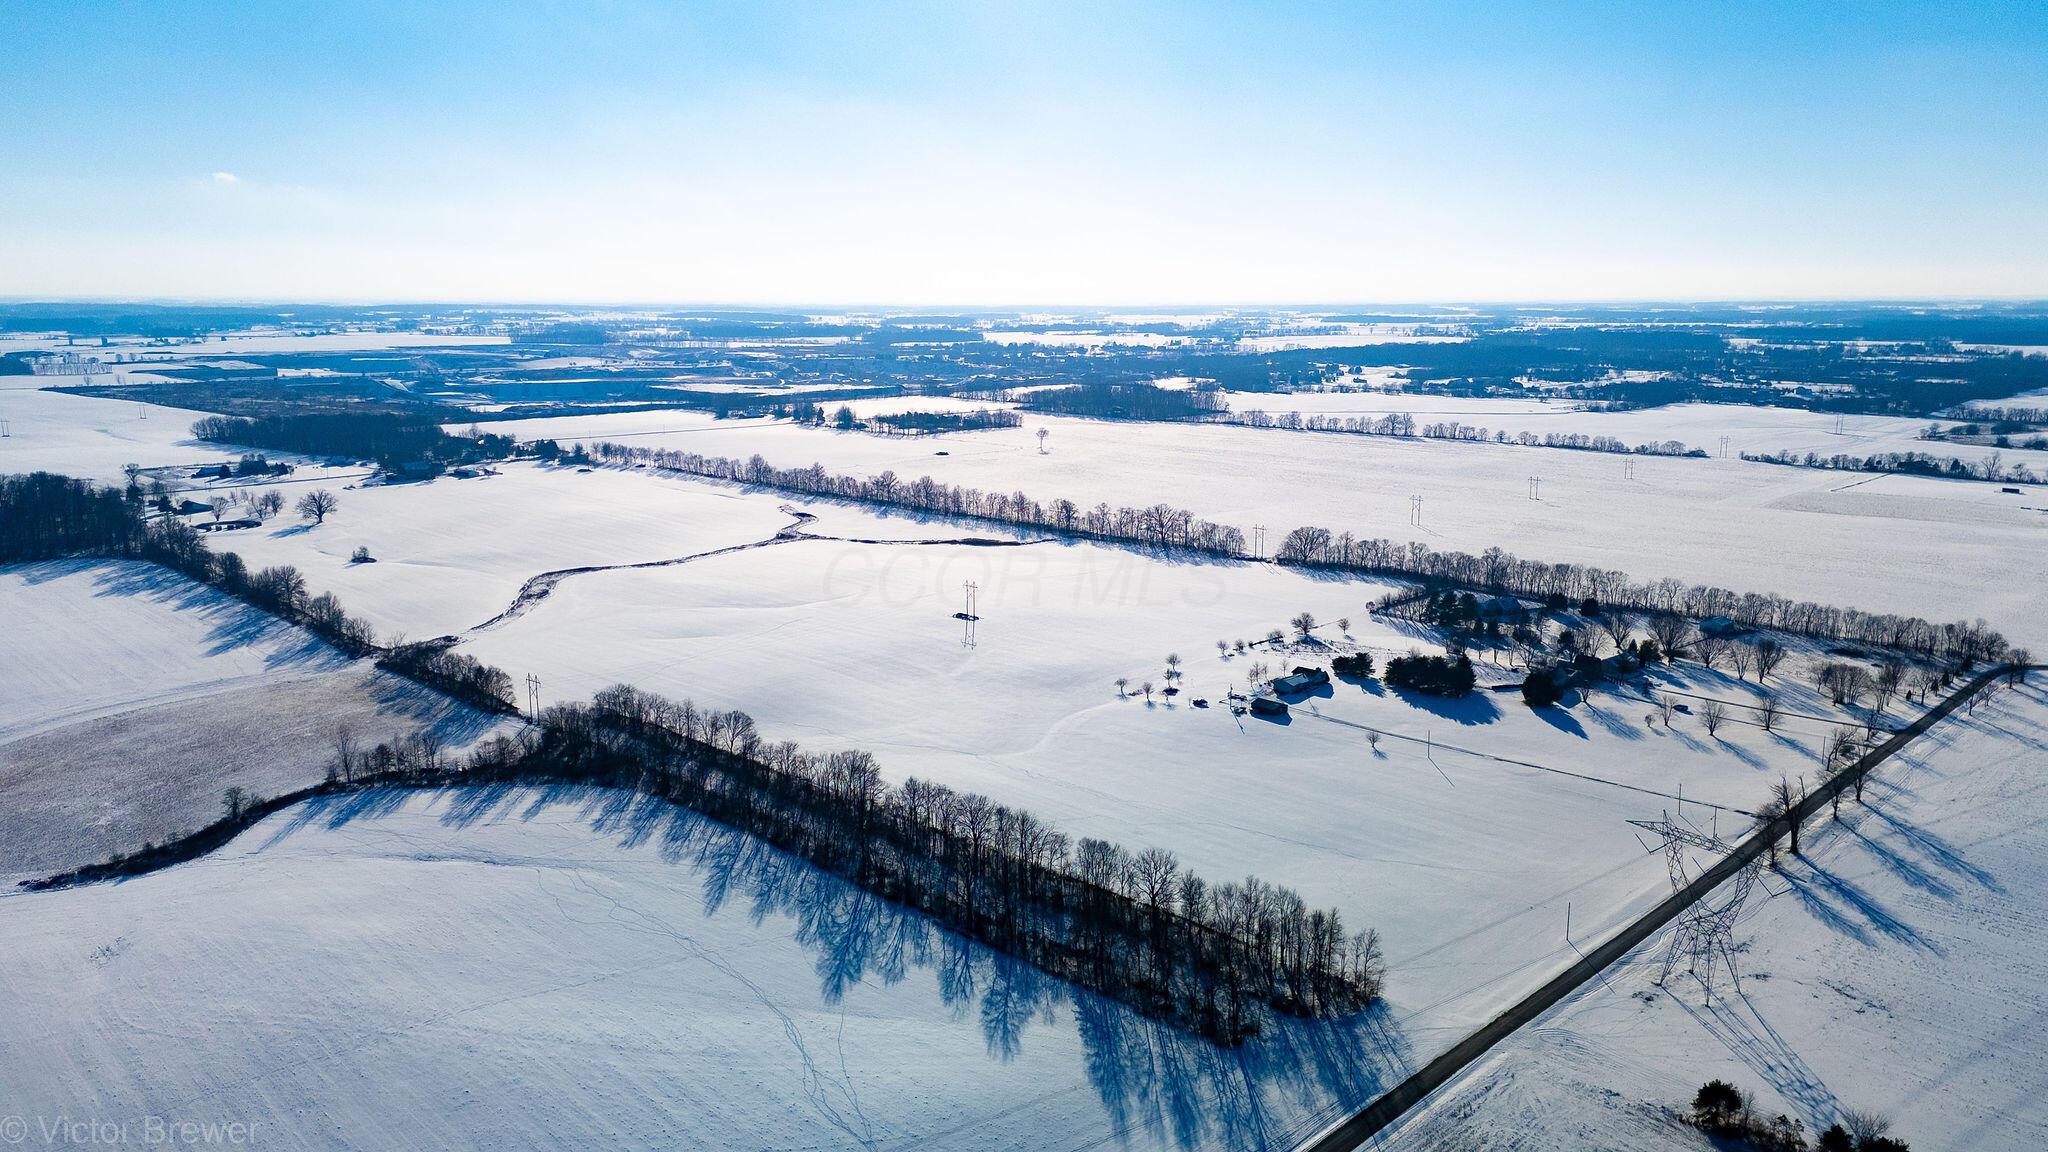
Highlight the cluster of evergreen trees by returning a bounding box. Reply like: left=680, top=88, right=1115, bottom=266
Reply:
left=1382, top=652, right=1477, bottom=696
left=1013, top=381, right=1225, bottom=421
left=861, top=407, right=1023, bottom=435
left=191, top=412, right=515, bottom=472
left=519, top=683, right=1383, bottom=1043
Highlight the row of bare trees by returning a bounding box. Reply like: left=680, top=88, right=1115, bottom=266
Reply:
left=1276, top=527, right=2006, bottom=663
left=499, top=683, right=1383, bottom=1043
left=581, top=441, right=1249, bottom=555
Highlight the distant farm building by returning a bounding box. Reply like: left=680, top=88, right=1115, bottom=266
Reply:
left=1249, top=696, right=1289, bottom=716
left=1475, top=595, right=1533, bottom=624
left=1698, top=615, right=1744, bottom=637
left=1270, top=666, right=1330, bottom=695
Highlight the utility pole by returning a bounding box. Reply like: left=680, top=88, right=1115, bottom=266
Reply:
left=962, top=580, right=979, bottom=620
left=525, top=673, right=541, bottom=719
left=1252, top=524, right=1266, bottom=559
left=1718, top=435, right=1731, bottom=459
left=1410, top=495, right=1423, bottom=525
left=1528, top=476, right=1541, bottom=500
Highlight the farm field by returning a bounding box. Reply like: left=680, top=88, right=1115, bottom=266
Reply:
left=0, top=787, right=1406, bottom=1152
left=0, top=559, right=516, bottom=885
left=476, top=407, right=2048, bottom=650
left=432, top=481, right=1893, bottom=1052
left=219, top=462, right=799, bottom=639
left=1224, top=393, right=2048, bottom=471
left=1377, top=679, right=2048, bottom=1152
left=0, top=558, right=353, bottom=740
left=0, top=382, right=229, bottom=483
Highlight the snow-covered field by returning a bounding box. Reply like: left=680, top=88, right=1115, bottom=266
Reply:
left=219, top=463, right=798, bottom=639
left=0, top=559, right=351, bottom=741
left=474, top=408, right=2048, bottom=651
left=0, top=383, right=228, bottom=483
left=0, top=786, right=1405, bottom=1151
left=1226, top=394, right=2048, bottom=471
left=1380, top=679, right=2048, bottom=1152
left=444, top=506, right=1898, bottom=1054
left=0, top=559, right=516, bottom=884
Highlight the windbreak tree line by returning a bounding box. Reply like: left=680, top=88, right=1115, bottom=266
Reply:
left=586, top=440, right=1250, bottom=555
left=516, top=684, right=1384, bottom=1043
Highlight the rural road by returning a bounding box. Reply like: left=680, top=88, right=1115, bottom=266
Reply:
left=1297, top=663, right=2023, bottom=1151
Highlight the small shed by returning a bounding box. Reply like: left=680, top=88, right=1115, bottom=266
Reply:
left=1249, top=696, right=1289, bottom=717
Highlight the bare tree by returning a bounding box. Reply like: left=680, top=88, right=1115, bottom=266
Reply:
left=1601, top=612, right=1634, bottom=655
left=1366, top=729, right=1382, bottom=753
left=1336, top=617, right=1351, bottom=634
left=1232, top=638, right=1247, bottom=654
left=1874, top=661, right=1905, bottom=712
left=1649, top=613, right=1691, bottom=656
left=1165, top=653, right=1182, bottom=681
left=296, top=489, right=339, bottom=524
left=333, top=724, right=359, bottom=783
left=1842, top=1110, right=1893, bottom=1148
left=1729, top=643, right=1755, bottom=682
left=1699, top=700, right=1729, bottom=737
left=1216, top=639, right=1229, bottom=657
left=1114, top=677, right=1129, bottom=698
left=1756, top=693, right=1782, bottom=732
left=1291, top=612, right=1317, bottom=640
left=252, top=489, right=285, bottom=521
left=222, top=786, right=246, bottom=821
left=1141, top=681, right=1154, bottom=702
left=209, top=497, right=229, bottom=523
left=1770, top=776, right=1802, bottom=856
left=1754, top=638, right=1786, bottom=682
left=1695, top=635, right=1730, bottom=670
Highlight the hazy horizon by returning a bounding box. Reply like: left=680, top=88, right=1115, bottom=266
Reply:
left=5, top=1, right=2045, bottom=305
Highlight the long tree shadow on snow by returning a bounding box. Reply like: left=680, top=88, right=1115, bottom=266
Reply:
left=1389, top=686, right=1500, bottom=726
left=263, top=782, right=1416, bottom=1152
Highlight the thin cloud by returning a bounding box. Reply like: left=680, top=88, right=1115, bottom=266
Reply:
left=209, top=171, right=240, bottom=185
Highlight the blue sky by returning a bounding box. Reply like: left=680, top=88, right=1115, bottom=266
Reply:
left=2, top=1, right=2044, bottom=303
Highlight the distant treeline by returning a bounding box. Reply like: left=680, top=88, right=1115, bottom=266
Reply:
left=191, top=412, right=515, bottom=472
left=1742, top=449, right=2041, bottom=485
left=1109, top=331, right=2048, bottom=416
left=1229, top=408, right=1704, bottom=457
